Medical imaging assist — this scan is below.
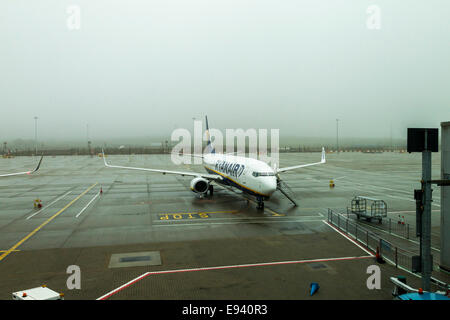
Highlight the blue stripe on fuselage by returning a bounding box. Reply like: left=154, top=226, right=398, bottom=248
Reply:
left=204, top=166, right=269, bottom=198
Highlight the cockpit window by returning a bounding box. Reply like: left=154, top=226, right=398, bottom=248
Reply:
left=252, top=172, right=275, bottom=177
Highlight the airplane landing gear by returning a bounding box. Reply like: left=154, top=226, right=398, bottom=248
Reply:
left=256, top=196, right=265, bottom=210
left=208, top=185, right=214, bottom=196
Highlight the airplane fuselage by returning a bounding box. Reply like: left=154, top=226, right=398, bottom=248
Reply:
left=202, top=154, right=277, bottom=198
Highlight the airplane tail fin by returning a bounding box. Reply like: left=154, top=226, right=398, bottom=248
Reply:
left=205, top=116, right=215, bottom=154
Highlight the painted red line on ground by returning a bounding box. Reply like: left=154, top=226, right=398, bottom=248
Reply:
left=97, top=255, right=373, bottom=300
left=323, top=220, right=375, bottom=256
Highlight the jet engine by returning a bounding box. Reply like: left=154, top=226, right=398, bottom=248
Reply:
left=190, top=177, right=209, bottom=194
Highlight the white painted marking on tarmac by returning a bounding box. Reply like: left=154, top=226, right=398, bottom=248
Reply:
left=97, top=254, right=373, bottom=300
left=386, top=194, right=440, bottom=207
left=354, top=182, right=441, bottom=202
left=26, top=191, right=72, bottom=220
left=75, top=192, right=100, bottom=218
left=355, top=221, right=441, bottom=253
left=338, top=179, right=442, bottom=207
left=389, top=210, right=440, bottom=214
left=153, top=218, right=325, bottom=227
left=323, top=220, right=375, bottom=256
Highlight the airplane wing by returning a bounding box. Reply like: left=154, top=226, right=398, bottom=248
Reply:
left=276, top=147, right=326, bottom=173
left=102, top=150, right=222, bottom=181
left=178, top=153, right=205, bottom=159
left=0, top=155, right=43, bottom=177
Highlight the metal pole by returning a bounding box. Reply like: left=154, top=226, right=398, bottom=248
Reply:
left=422, top=150, right=432, bottom=291
left=395, top=247, right=398, bottom=268
left=336, top=119, right=339, bottom=154
left=389, top=218, right=391, bottom=234
left=34, top=116, right=38, bottom=155
left=366, top=231, right=369, bottom=248
left=390, top=122, right=393, bottom=151
left=407, top=224, right=409, bottom=240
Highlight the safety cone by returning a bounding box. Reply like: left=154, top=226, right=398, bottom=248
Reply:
left=375, top=247, right=385, bottom=264
left=310, top=282, right=319, bottom=296
left=401, top=216, right=405, bottom=225
left=100, top=186, right=103, bottom=194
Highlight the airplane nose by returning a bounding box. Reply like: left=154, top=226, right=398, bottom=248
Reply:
left=262, top=177, right=277, bottom=195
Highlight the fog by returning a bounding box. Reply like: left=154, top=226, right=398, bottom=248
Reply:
left=1, top=0, right=449, bottom=144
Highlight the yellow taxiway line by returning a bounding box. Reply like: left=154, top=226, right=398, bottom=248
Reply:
left=0, top=182, right=98, bottom=262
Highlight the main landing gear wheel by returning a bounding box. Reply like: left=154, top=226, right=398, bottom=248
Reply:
left=208, top=185, right=214, bottom=196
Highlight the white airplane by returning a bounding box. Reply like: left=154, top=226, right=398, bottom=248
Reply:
left=102, top=117, right=325, bottom=209
left=0, top=155, right=43, bottom=177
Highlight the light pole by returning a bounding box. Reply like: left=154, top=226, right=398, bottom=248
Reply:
left=390, top=122, right=393, bottom=151
left=336, top=119, right=339, bottom=154
left=34, top=116, right=38, bottom=155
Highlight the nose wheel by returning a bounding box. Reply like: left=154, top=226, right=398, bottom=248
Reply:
left=256, top=196, right=265, bottom=210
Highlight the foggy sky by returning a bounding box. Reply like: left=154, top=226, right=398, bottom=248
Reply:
left=1, top=0, right=449, bottom=142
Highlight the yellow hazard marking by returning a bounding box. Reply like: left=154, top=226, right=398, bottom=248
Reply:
left=267, top=211, right=284, bottom=217
left=0, top=183, right=98, bottom=262
left=158, top=210, right=238, bottom=220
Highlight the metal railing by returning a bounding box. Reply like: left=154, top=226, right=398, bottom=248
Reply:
left=328, top=208, right=449, bottom=293
left=329, top=209, right=421, bottom=272
left=346, top=207, right=411, bottom=239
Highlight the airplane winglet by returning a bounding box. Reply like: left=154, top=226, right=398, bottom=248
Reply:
left=30, top=155, right=44, bottom=174
left=101, top=149, right=109, bottom=167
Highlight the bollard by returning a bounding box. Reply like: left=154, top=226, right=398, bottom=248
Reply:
left=395, top=247, right=398, bottom=268
left=34, top=199, right=42, bottom=209
left=310, top=282, right=319, bottom=296
left=366, top=231, right=369, bottom=248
